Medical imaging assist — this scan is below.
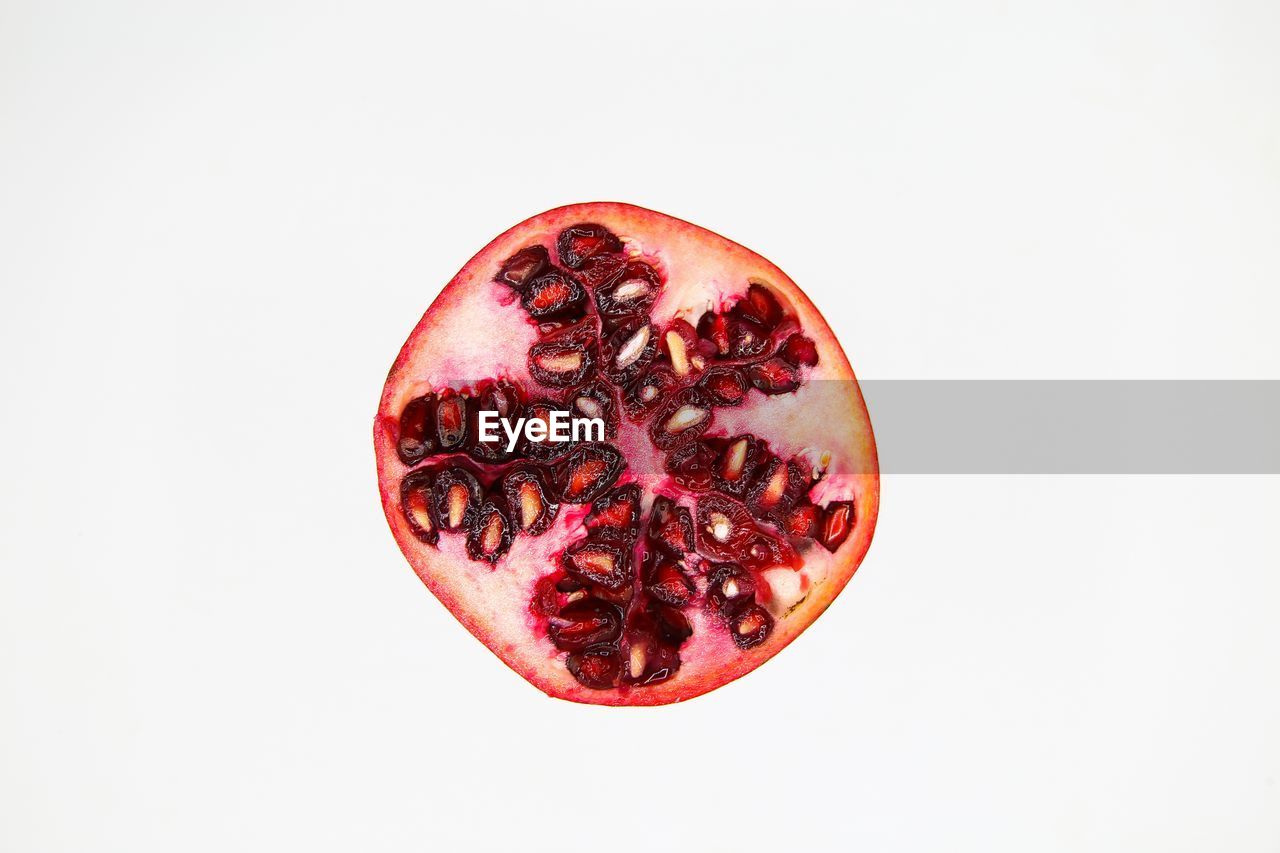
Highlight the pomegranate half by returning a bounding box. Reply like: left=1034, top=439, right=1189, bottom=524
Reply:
left=374, top=203, right=877, bottom=705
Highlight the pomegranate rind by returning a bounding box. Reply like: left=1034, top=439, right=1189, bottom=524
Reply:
left=375, top=202, right=879, bottom=706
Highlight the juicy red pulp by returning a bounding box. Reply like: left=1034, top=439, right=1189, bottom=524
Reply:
left=392, top=222, right=857, bottom=692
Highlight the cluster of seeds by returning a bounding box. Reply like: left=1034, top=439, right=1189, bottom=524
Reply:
left=395, top=222, right=856, bottom=690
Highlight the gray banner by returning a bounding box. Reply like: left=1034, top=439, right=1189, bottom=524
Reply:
left=861, top=380, right=1280, bottom=474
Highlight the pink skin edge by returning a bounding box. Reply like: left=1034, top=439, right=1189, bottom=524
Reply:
left=374, top=202, right=879, bottom=706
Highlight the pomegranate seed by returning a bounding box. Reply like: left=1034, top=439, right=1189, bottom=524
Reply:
left=695, top=495, right=755, bottom=561
left=467, top=381, right=521, bottom=463
left=664, top=441, right=717, bottom=492
left=732, top=283, right=784, bottom=329
left=557, top=223, right=622, bottom=269
left=699, top=367, right=748, bottom=406
left=661, top=319, right=699, bottom=377
left=819, top=501, right=855, bottom=552
left=567, top=380, right=617, bottom=438
left=431, top=466, right=481, bottom=533
left=747, top=457, right=799, bottom=518
left=566, top=645, right=622, bottom=689
left=707, top=563, right=756, bottom=617
left=624, top=638, right=681, bottom=686
left=548, top=598, right=624, bottom=652
left=397, top=394, right=436, bottom=465
left=585, top=484, right=641, bottom=540
left=495, top=245, right=549, bottom=291
left=729, top=604, right=773, bottom=649
left=650, top=390, right=712, bottom=450
left=466, top=498, right=513, bottom=563
left=595, top=261, right=661, bottom=320
left=728, top=315, right=770, bottom=359
left=528, top=341, right=593, bottom=388
left=500, top=466, right=558, bottom=535
left=602, top=319, right=655, bottom=385
left=519, top=400, right=576, bottom=462
left=697, top=311, right=731, bottom=356
left=785, top=502, right=821, bottom=539
left=573, top=252, right=627, bottom=289
left=747, top=358, right=800, bottom=394
left=556, top=444, right=623, bottom=504
left=399, top=469, right=438, bottom=545
left=743, top=532, right=801, bottom=571
left=779, top=333, right=819, bottom=367
left=647, top=496, right=695, bottom=555
left=644, top=554, right=694, bottom=607
left=521, top=271, right=587, bottom=319
left=562, top=540, right=632, bottom=590
left=434, top=392, right=469, bottom=452
left=623, top=365, right=678, bottom=420
left=652, top=605, right=692, bottom=646
left=716, top=435, right=761, bottom=497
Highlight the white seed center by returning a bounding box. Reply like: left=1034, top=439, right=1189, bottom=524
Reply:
left=615, top=325, right=651, bottom=369
left=665, top=404, right=707, bottom=434
left=612, top=279, right=649, bottom=301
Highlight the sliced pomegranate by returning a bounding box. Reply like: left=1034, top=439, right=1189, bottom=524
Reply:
left=375, top=203, right=878, bottom=705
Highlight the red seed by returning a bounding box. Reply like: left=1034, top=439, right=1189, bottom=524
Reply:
left=644, top=554, right=694, bottom=607
left=548, top=599, right=623, bottom=652
left=730, top=604, right=774, bottom=649
left=495, top=245, right=549, bottom=291
left=779, top=333, right=819, bottom=367
left=566, top=646, right=622, bottom=689
left=399, top=469, right=438, bottom=545
left=466, top=499, right=513, bottom=563
left=733, top=283, right=784, bottom=329
left=556, top=223, right=622, bottom=269
left=647, top=495, right=695, bottom=555
left=562, top=541, right=632, bottom=590
left=528, top=341, right=593, bottom=388
left=747, top=358, right=800, bottom=394
left=699, top=367, right=748, bottom=406
left=819, top=501, right=855, bottom=552
left=556, top=445, right=624, bottom=504
left=697, top=311, right=731, bottom=356
left=585, top=484, right=641, bottom=540
left=434, top=392, right=468, bottom=452
left=521, top=271, right=587, bottom=319
left=397, top=394, right=437, bottom=464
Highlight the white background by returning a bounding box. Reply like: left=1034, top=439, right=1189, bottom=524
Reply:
left=2, top=1, right=1278, bottom=851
